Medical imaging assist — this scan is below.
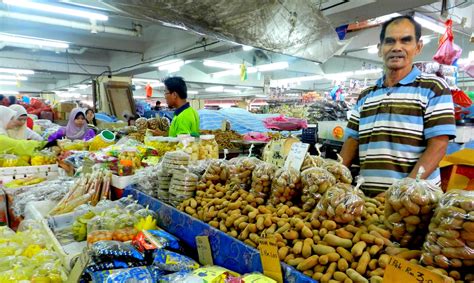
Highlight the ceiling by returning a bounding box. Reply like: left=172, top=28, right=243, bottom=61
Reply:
left=0, top=0, right=472, bottom=101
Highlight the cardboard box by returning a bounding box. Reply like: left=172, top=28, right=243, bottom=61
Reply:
left=440, top=149, right=474, bottom=191
left=58, top=102, right=77, bottom=113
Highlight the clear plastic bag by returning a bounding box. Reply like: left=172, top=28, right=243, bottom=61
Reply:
left=197, top=160, right=229, bottom=190
left=227, top=157, right=261, bottom=191
left=322, top=159, right=352, bottom=184
left=312, top=179, right=365, bottom=224
left=112, top=213, right=138, bottom=242
left=89, top=240, right=144, bottom=262
left=135, top=118, right=148, bottom=132
left=87, top=215, right=114, bottom=244
left=300, top=154, right=325, bottom=171
left=250, top=162, right=278, bottom=200
left=421, top=189, right=474, bottom=269
left=131, top=166, right=160, bottom=198
left=269, top=167, right=302, bottom=206
left=301, top=167, right=336, bottom=211
left=162, top=151, right=191, bottom=175
left=385, top=167, right=443, bottom=248
left=188, top=159, right=213, bottom=179
left=169, top=170, right=199, bottom=207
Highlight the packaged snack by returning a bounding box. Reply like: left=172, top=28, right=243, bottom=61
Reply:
left=322, top=159, right=352, bottom=184
left=125, top=203, right=145, bottom=213
left=169, top=170, right=199, bottom=207
left=157, top=167, right=173, bottom=203
left=242, top=273, right=277, bottom=283
left=197, top=160, right=229, bottom=190
left=91, top=266, right=163, bottom=283
left=147, top=118, right=161, bottom=130
left=269, top=167, right=302, bottom=206
left=153, top=249, right=199, bottom=272
left=421, top=189, right=474, bottom=269
left=250, top=162, right=278, bottom=200
left=131, top=166, right=161, bottom=198
left=85, top=259, right=147, bottom=274
left=188, top=159, right=214, bottom=179
left=87, top=215, right=114, bottom=244
left=112, top=213, right=138, bottom=242
left=158, top=271, right=203, bottom=283
left=300, top=167, right=336, bottom=211
left=385, top=167, right=443, bottom=248
left=72, top=210, right=96, bottom=241
left=312, top=179, right=365, bottom=224
left=199, top=135, right=219, bottom=160
left=179, top=137, right=199, bottom=161
left=133, top=229, right=181, bottom=252
left=162, top=151, right=191, bottom=175
left=134, top=207, right=158, bottom=222
left=192, top=266, right=240, bottom=282
left=135, top=118, right=148, bottom=132
left=90, top=241, right=144, bottom=262
left=118, top=147, right=141, bottom=170
left=227, top=157, right=261, bottom=191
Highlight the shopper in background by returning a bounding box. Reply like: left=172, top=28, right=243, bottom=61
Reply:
left=0, top=106, right=45, bottom=155
left=7, top=104, right=43, bottom=141
left=151, top=77, right=199, bottom=137
left=340, top=15, right=455, bottom=194
left=153, top=100, right=162, bottom=111
left=0, top=95, right=9, bottom=106
left=85, top=108, right=98, bottom=127
left=48, top=108, right=95, bottom=142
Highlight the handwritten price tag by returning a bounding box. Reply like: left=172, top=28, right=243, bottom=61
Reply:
left=196, top=236, right=213, bottom=266
left=258, top=238, right=283, bottom=283
left=383, top=256, right=445, bottom=283
left=284, top=142, right=309, bottom=171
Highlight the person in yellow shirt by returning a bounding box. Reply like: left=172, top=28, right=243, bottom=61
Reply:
left=0, top=106, right=45, bottom=156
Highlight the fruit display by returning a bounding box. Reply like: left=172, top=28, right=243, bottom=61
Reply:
left=384, top=168, right=443, bottom=248
left=200, top=129, right=242, bottom=150
left=312, top=182, right=365, bottom=224
left=57, top=139, right=88, bottom=151
left=145, top=136, right=178, bottom=157
left=30, top=151, right=57, bottom=166
left=269, top=167, right=302, bottom=206
left=300, top=167, right=336, bottom=212
left=198, top=135, right=219, bottom=160
left=72, top=210, right=96, bottom=241
left=197, top=160, right=229, bottom=189
left=178, top=137, right=199, bottom=161
left=250, top=162, right=278, bottom=200
left=228, top=157, right=261, bottom=191
left=0, top=225, right=67, bottom=282
left=421, top=190, right=474, bottom=270
left=49, top=168, right=112, bottom=215
left=87, top=215, right=114, bottom=244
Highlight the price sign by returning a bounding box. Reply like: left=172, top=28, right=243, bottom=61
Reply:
left=196, top=236, right=213, bottom=266
left=67, top=247, right=91, bottom=282
left=284, top=142, right=309, bottom=171
left=258, top=237, right=283, bottom=283
left=82, top=158, right=94, bottom=174
left=383, top=256, right=445, bottom=283
left=267, top=141, right=285, bottom=167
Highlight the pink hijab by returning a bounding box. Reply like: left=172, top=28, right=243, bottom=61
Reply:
left=65, top=108, right=87, bottom=140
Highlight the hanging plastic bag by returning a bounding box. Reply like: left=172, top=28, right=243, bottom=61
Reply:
left=433, top=19, right=462, bottom=65
left=451, top=89, right=473, bottom=108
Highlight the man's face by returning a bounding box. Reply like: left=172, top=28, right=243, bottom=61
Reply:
left=379, top=19, right=423, bottom=72
left=164, top=88, right=177, bottom=108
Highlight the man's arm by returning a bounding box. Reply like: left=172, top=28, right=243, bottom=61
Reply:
left=408, top=135, right=449, bottom=179
left=340, top=137, right=359, bottom=168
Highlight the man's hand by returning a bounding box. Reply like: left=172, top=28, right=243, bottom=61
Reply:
left=340, top=137, right=359, bottom=168
left=409, top=135, right=449, bottom=179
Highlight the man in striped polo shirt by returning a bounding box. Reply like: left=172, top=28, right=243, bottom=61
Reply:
left=341, top=15, right=456, bottom=194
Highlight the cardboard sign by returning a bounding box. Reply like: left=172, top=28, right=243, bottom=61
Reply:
left=196, top=236, right=213, bottom=266
left=284, top=142, right=309, bottom=171
left=267, top=141, right=285, bottom=168
left=67, top=247, right=91, bottom=282
left=258, top=237, right=283, bottom=283
left=383, top=256, right=445, bottom=283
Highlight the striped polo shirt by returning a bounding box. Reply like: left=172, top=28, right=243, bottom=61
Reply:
left=345, top=66, right=456, bottom=192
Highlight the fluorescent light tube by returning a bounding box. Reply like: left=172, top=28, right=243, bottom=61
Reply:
left=0, top=81, right=18, bottom=85
left=132, top=78, right=162, bottom=84
left=205, top=86, right=224, bottom=92
left=3, top=0, right=108, bottom=21
left=0, top=90, right=19, bottom=95
left=203, top=60, right=240, bottom=69
left=367, top=45, right=379, bottom=54
left=255, top=62, right=289, bottom=72
left=0, top=68, right=34, bottom=75
left=211, top=69, right=240, bottom=78
left=235, top=86, right=254, bottom=89
left=414, top=14, right=445, bottom=34
left=152, top=59, right=183, bottom=67
left=0, top=33, right=69, bottom=49
left=134, top=85, right=142, bottom=90
left=188, top=90, right=199, bottom=95
left=242, top=45, right=254, bottom=51
left=223, top=89, right=241, bottom=94
left=0, top=75, right=27, bottom=80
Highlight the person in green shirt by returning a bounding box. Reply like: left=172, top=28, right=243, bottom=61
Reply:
left=152, top=77, right=200, bottom=137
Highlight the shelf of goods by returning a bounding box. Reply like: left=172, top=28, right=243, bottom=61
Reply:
left=123, top=186, right=315, bottom=283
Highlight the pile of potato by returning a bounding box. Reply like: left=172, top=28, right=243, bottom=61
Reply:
left=422, top=190, right=474, bottom=273
left=385, top=177, right=443, bottom=248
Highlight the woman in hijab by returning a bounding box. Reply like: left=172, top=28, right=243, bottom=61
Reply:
left=8, top=104, right=43, bottom=141
left=48, top=108, right=95, bottom=142
left=0, top=106, right=45, bottom=155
